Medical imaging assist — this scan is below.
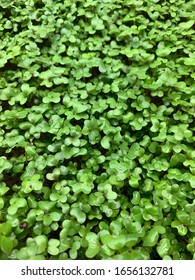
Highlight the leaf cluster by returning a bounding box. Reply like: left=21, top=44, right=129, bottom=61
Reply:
left=0, top=0, right=195, bottom=260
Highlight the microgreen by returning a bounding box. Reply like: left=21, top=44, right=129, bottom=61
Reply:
left=0, top=0, right=195, bottom=261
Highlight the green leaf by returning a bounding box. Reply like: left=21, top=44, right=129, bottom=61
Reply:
left=91, top=17, right=104, bottom=30
left=38, top=201, right=56, bottom=212
left=53, top=77, right=68, bottom=85
left=187, top=238, right=195, bottom=253
left=156, top=46, right=172, bottom=57
left=170, top=153, right=186, bottom=167
left=120, top=48, right=139, bottom=58
left=50, top=212, right=62, bottom=222
left=16, top=248, right=29, bottom=260
left=28, top=113, right=42, bottom=124
left=0, top=58, right=7, bottom=68
left=178, top=20, right=194, bottom=29
left=124, top=220, right=142, bottom=233
left=48, top=239, right=60, bottom=256
left=88, top=192, right=105, bottom=206
left=184, top=58, right=195, bottom=66
left=35, top=236, right=48, bottom=254
left=8, top=198, right=27, bottom=215
left=131, top=191, right=141, bottom=205
left=72, top=182, right=93, bottom=194
left=145, top=203, right=160, bottom=216
left=0, top=157, right=12, bottom=173
left=0, top=184, right=9, bottom=196
left=128, top=143, right=140, bottom=159
left=109, top=161, right=128, bottom=173
left=106, top=235, right=126, bottom=250
left=0, top=236, right=13, bottom=254
left=0, top=222, right=12, bottom=235
left=42, top=216, right=52, bottom=226
left=176, top=210, right=189, bottom=224
left=157, top=68, right=177, bottom=86
left=100, top=184, right=117, bottom=200
left=143, top=228, right=159, bottom=247
left=126, top=234, right=139, bottom=247
left=100, top=135, right=110, bottom=149
left=22, top=174, right=43, bottom=193
left=125, top=248, right=149, bottom=260
left=85, top=232, right=100, bottom=258
left=177, top=224, right=188, bottom=236
left=70, top=207, right=86, bottom=224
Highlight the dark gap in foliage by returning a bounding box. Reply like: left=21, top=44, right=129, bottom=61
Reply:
left=34, top=193, right=44, bottom=202
left=119, top=55, right=133, bottom=66
left=4, top=147, right=25, bottom=160
left=92, top=222, right=102, bottom=234
left=21, top=98, right=36, bottom=108
left=30, top=20, right=41, bottom=26
left=3, top=61, right=18, bottom=71
left=93, top=112, right=101, bottom=119
left=37, top=83, right=61, bottom=93
left=66, top=157, right=84, bottom=171
left=126, top=100, right=137, bottom=111
left=88, top=142, right=108, bottom=157
left=48, top=228, right=61, bottom=240
left=150, top=247, right=162, bottom=260
left=37, top=84, right=51, bottom=91
left=43, top=176, right=54, bottom=189
left=90, top=67, right=101, bottom=77
left=141, top=191, right=153, bottom=199
left=121, top=180, right=134, bottom=199
left=36, top=39, right=52, bottom=50
left=15, top=230, right=31, bottom=243
left=98, top=78, right=112, bottom=87
left=188, top=121, right=195, bottom=131
left=39, top=132, right=54, bottom=143
left=150, top=96, right=164, bottom=106
left=177, top=77, right=194, bottom=86
left=159, top=170, right=168, bottom=179
left=69, top=118, right=85, bottom=127
left=172, top=228, right=189, bottom=246
left=81, top=76, right=91, bottom=83
left=0, top=8, right=12, bottom=18
left=145, top=67, right=155, bottom=77
left=3, top=173, right=21, bottom=195
left=44, top=166, right=55, bottom=174
left=71, top=158, right=84, bottom=171
left=76, top=248, right=88, bottom=260
left=95, top=166, right=107, bottom=177
left=186, top=196, right=195, bottom=205
left=133, top=131, right=145, bottom=141
left=140, top=11, right=153, bottom=22
left=0, top=101, right=12, bottom=111
left=34, top=1, right=45, bottom=10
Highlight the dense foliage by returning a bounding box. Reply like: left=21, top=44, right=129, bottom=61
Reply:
left=0, top=0, right=195, bottom=260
